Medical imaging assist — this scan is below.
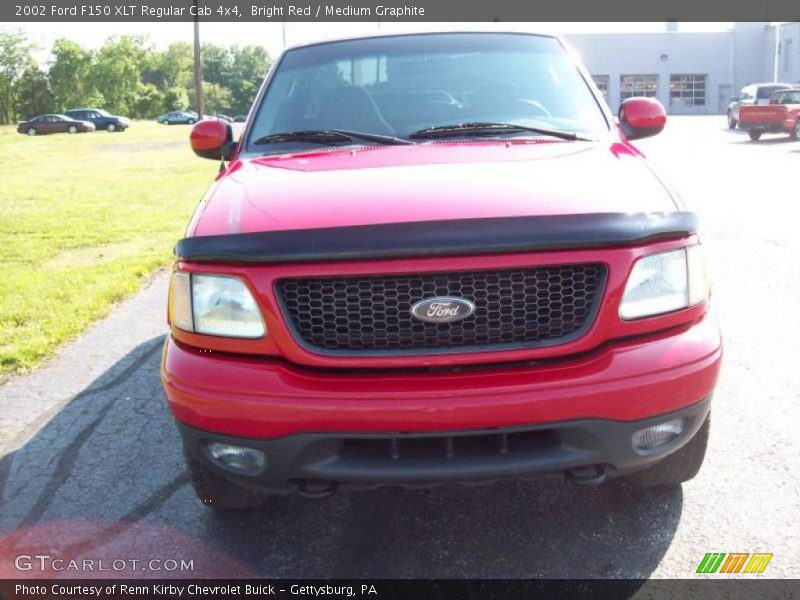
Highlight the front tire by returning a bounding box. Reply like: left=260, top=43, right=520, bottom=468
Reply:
left=68, top=125, right=78, bottom=134
left=187, top=118, right=196, bottom=125
left=727, top=112, right=737, bottom=129
left=790, top=120, right=800, bottom=141
left=107, top=123, right=116, bottom=132
left=184, top=446, right=270, bottom=509
left=748, top=130, right=762, bottom=141
left=625, top=414, right=710, bottom=488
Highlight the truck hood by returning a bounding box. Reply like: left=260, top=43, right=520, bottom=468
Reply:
left=188, top=140, right=680, bottom=237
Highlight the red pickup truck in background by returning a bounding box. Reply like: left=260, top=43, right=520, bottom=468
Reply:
left=738, top=88, right=800, bottom=141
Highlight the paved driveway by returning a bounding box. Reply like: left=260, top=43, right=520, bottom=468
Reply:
left=1, top=116, right=798, bottom=579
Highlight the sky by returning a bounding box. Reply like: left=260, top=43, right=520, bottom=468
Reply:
left=8, top=22, right=734, bottom=64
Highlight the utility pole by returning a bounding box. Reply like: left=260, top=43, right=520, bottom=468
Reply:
left=773, top=23, right=781, bottom=83
left=193, top=0, right=204, bottom=119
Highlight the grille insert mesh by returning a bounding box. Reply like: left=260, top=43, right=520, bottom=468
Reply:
left=277, top=264, right=606, bottom=354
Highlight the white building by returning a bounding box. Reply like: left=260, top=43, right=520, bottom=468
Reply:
left=564, top=22, right=800, bottom=115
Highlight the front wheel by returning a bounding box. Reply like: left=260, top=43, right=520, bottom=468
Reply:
left=790, top=120, right=800, bottom=141
left=625, top=414, right=710, bottom=488
left=107, top=123, right=116, bottom=132
left=187, top=118, right=196, bottom=125
left=68, top=125, right=78, bottom=134
left=748, top=130, right=762, bottom=141
left=184, top=446, right=270, bottom=509
left=727, top=112, right=737, bottom=130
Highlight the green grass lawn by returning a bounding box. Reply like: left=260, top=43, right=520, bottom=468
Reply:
left=0, top=121, right=218, bottom=379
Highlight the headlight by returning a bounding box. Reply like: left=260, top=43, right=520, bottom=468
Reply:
left=619, top=246, right=708, bottom=320
left=168, top=272, right=266, bottom=338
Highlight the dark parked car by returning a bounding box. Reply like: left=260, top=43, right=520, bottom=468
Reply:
left=157, top=111, right=198, bottom=125
left=17, top=114, right=95, bottom=136
left=65, top=108, right=130, bottom=132
left=727, top=82, right=794, bottom=129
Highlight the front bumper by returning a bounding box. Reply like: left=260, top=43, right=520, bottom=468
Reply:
left=179, top=397, right=712, bottom=494
left=162, top=314, right=721, bottom=492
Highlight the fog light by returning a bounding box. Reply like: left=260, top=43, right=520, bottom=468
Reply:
left=206, top=443, right=266, bottom=474
left=632, top=419, right=685, bottom=452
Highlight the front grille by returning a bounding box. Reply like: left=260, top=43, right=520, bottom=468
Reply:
left=277, top=264, right=606, bottom=355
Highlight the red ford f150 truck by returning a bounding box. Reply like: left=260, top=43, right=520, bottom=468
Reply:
left=738, top=88, right=800, bottom=141
left=162, top=32, right=722, bottom=508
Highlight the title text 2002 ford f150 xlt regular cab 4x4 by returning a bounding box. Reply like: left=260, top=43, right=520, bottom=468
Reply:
left=162, top=32, right=722, bottom=508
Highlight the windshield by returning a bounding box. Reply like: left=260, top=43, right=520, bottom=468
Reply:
left=245, top=33, right=609, bottom=154
left=757, top=86, right=785, bottom=100
left=774, top=91, right=800, bottom=104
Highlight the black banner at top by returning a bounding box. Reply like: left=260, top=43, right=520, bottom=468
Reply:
left=4, top=0, right=800, bottom=22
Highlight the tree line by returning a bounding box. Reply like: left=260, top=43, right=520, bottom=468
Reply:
left=0, top=30, right=273, bottom=124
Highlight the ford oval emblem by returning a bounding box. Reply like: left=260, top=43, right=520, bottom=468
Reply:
left=410, top=297, right=476, bottom=324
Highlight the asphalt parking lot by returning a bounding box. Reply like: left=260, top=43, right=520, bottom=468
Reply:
left=0, top=115, right=798, bottom=579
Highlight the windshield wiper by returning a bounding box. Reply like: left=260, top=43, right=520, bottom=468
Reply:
left=253, top=129, right=413, bottom=147
left=408, top=122, right=594, bottom=142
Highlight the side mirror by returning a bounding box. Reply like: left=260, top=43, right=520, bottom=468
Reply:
left=190, top=119, right=235, bottom=160
left=618, top=97, right=667, bottom=140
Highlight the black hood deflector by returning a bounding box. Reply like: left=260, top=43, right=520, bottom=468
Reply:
left=175, top=212, right=698, bottom=264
